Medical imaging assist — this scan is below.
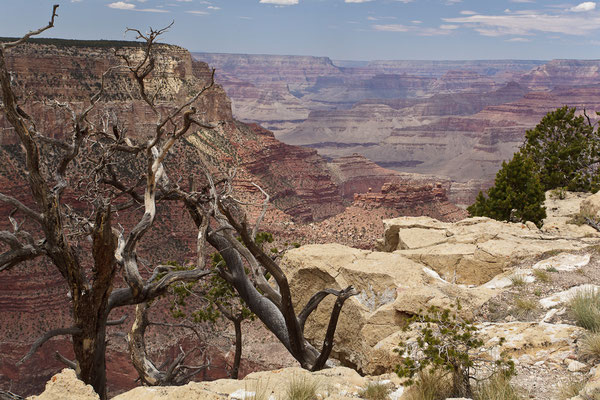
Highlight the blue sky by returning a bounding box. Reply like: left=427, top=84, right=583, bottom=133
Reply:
left=1, top=0, right=600, bottom=60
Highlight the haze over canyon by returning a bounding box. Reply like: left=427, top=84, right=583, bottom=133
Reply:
left=195, top=52, right=600, bottom=200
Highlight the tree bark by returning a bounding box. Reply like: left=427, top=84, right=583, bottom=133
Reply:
left=231, top=317, right=242, bottom=379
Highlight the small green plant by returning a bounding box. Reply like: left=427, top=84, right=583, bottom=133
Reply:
left=285, top=375, right=319, bottom=400
left=403, top=370, right=452, bottom=400
left=559, top=379, right=586, bottom=400
left=546, top=266, right=558, bottom=273
left=533, top=269, right=551, bottom=283
left=395, top=304, right=515, bottom=398
left=550, top=187, right=567, bottom=200
left=474, top=373, right=524, bottom=400
left=359, top=382, right=392, bottom=400
left=510, top=274, right=526, bottom=287
left=580, top=332, right=600, bottom=360
left=512, top=297, right=539, bottom=320
left=533, top=288, right=542, bottom=297
left=569, top=288, right=600, bottom=332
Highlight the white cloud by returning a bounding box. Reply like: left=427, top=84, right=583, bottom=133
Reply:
left=445, top=11, right=600, bottom=36
left=411, top=20, right=423, bottom=24
left=460, top=10, right=477, bottom=15
left=507, top=37, right=531, bottom=41
left=107, top=1, right=168, bottom=12
left=207, top=6, right=220, bottom=10
left=345, top=0, right=374, bottom=2
left=373, top=24, right=457, bottom=35
left=373, top=24, right=409, bottom=32
left=108, top=1, right=135, bottom=10
left=186, top=10, right=208, bottom=14
left=445, top=0, right=462, bottom=4
left=510, top=0, right=535, bottom=2
left=570, top=2, right=596, bottom=12
left=259, top=0, right=298, bottom=4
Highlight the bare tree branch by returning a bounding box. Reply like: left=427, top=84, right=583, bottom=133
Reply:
left=0, top=5, right=59, bottom=50
left=17, top=326, right=81, bottom=365
left=54, top=351, right=77, bottom=369
left=0, top=193, right=42, bottom=223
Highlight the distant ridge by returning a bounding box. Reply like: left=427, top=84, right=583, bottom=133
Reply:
left=0, top=37, right=156, bottom=49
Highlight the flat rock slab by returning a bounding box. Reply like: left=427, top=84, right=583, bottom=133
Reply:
left=532, top=253, right=591, bottom=272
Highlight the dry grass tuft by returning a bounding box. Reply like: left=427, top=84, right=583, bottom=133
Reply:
left=569, top=288, right=600, bottom=332
left=359, top=382, right=392, bottom=400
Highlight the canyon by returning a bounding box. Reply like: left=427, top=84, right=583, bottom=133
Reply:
left=194, top=52, right=600, bottom=192
left=0, top=39, right=466, bottom=397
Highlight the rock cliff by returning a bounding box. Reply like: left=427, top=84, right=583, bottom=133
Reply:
left=0, top=39, right=471, bottom=398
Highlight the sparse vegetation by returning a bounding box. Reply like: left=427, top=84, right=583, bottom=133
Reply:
left=533, top=269, right=551, bottom=283
left=359, top=382, right=392, bottom=400
left=559, top=379, right=586, bottom=400
left=510, top=274, right=527, bottom=286
left=396, top=304, right=515, bottom=398
left=546, top=266, right=559, bottom=273
left=284, top=375, right=319, bottom=400
left=580, top=332, right=600, bottom=360
left=569, top=288, right=600, bottom=331
left=246, top=379, right=270, bottom=400
left=474, top=373, right=524, bottom=400
left=403, top=370, right=453, bottom=400
left=512, top=297, right=539, bottom=320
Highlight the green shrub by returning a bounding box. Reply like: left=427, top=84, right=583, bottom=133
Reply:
left=468, top=152, right=546, bottom=227
left=395, top=304, right=514, bottom=398
left=569, top=289, right=600, bottom=331
left=521, top=106, right=600, bottom=192
left=469, top=105, right=600, bottom=226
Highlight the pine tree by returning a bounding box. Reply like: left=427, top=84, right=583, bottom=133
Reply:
left=468, top=152, right=546, bottom=226
left=522, top=106, right=600, bottom=192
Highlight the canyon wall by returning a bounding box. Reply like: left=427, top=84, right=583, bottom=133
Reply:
left=0, top=40, right=468, bottom=397
left=194, top=52, right=600, bottom=198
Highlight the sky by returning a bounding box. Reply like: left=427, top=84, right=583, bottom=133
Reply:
left=1, top=0, right=600, bottom=61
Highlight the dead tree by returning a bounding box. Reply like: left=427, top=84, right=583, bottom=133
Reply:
left=0, top=7, right=213, bottom=399
left=127, top=302, right=209, bottom=386
left=1, top=6, right=358, bottom=397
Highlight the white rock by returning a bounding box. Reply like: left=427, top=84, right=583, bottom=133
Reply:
left=568, top=360, right=587, bottom=372
left=389, top=386, right=405, bottom=400
left=532, top=253, right=590, bottom=272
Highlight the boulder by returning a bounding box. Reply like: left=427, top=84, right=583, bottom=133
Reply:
left=26, top=369, right=99, bottom=400
left=477, top=322, right=583, bottom=364
left=381, top=212, right=599, bottom=285
left=281, top=243, right=497, bottom=374
left=580, top=191, right=600, bottom=220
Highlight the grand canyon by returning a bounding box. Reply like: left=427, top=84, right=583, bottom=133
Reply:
left=3, top=3, right=600, bottom=400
